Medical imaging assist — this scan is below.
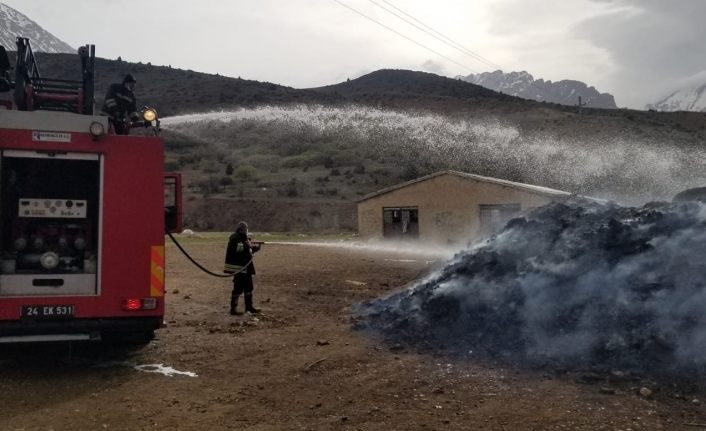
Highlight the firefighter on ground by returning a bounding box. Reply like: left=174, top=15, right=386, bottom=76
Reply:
left=224, top=221, right=262, bottom=315
left=101, top=73, right=139, bottom=135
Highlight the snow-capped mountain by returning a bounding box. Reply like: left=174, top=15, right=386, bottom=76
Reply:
left=647, top=83, right=706, bottom=112
left=0, top=3, right=73, bottom=53
left=459, top=70, right=617, bottom=109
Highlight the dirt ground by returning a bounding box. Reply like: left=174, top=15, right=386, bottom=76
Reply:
left=1, top=239, right=706, bottom=431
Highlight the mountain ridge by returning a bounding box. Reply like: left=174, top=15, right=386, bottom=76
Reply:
left=0, top=3, right=73, bottom=53
left=459, top=70, right=617, bottom=109
left=647, top=82, right=706, bottom=112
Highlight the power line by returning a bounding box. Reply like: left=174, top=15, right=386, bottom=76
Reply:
left=332, top=0, right=477, bottom=74
left=376, top=0, right=501, bottom=70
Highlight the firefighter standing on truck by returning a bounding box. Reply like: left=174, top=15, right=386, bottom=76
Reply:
left=224, top=221, right=261, bottom=315
left=101, top=73, right=139, bottom=135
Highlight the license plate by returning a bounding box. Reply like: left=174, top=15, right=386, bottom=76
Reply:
left=21, top=305, right=75, bottom=319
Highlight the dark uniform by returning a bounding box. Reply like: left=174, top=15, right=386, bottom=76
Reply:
left=101, top=74, right=139, bottom=135
left=224, top=227, right=261, bottom=314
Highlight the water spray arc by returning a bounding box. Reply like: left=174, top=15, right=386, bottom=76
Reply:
left=163, top=105, right=706, bottom=204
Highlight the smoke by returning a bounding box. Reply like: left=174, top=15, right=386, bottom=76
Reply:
left=355, top=198, right=706, bottom=375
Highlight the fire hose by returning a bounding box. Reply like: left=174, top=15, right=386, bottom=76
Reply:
left=165, top=230, right=252, bottom=278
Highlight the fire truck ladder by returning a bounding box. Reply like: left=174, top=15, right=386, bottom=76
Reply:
left=14, top=37, right=95, bottom=115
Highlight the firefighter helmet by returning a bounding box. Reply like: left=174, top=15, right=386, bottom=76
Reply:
left=123, top=73, right=137, bottom=84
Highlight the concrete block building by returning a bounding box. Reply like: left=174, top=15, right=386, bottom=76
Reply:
left=356, top=170, right=570, bottom=245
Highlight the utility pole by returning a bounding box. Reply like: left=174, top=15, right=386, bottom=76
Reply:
left=577, top=96, right=587, bottom=116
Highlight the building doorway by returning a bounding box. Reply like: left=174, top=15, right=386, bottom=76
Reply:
left=383, top=207, right=419, bottom=239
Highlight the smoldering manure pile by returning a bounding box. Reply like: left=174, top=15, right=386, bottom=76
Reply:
left=356, top=198, right=706, bottom=374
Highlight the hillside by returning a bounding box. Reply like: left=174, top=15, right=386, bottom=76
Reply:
left=12, top=52, right=706, bottom=133
left=22, top=55, right=535, bottom=116
left=313, top=69, right=508, bottom=99
left=4, top=52, right=706, bottom=232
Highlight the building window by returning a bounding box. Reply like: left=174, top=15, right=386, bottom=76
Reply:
left=383, top=207, right=419, bottom=239
left=479, top=203, right=520, bottom=235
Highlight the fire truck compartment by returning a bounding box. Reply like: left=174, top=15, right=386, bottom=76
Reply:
left=0, top=150, right=101, bottom=296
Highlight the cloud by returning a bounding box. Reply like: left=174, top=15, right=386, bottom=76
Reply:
left=481, top=0, right=706, bottom=108
left=481, top=0, right=618, bottom=100
left=674, top=70, right=706, bottom=89
left=488, top=0, right=600, bottom=36
left=6, top=0, right=703, bottom=108
left=572, top=0, right=706, bottom=106
left=420, top=59, right=447, bottom=75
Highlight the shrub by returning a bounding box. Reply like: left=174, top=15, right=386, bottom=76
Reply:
left=245, top=154, right=279, bottom=169
left=164, top=160, right=181, bottom=171
left=202, top=163, right=220, bottom=174
left=280, top=155, right=307, bottom=168
left=197, top=176, right=221, bottom=196
left=279, top=183, right=299, bottom=197
left=234, top=165, right=257, bottom=180
left=163, top=134, right=203, bottom=152
left=286, top=186, right=298, bottom=197
left=331, top=151, right=359, bottom=167
left=315, top=188, right=338, bottom=196
left=400, top=164, right=419, bottom=180
left=276, top=137, right=313, bottom=157
left=178, top=154, right=201, bottom=166
left=281, top=151, right=328, bottom=168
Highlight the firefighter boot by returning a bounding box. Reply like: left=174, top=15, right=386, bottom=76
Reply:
left=244, top=293, right=260, bottom=314
left=230, top=296, right=243, bottom=315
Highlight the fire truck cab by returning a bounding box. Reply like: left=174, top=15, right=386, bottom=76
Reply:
left=0, top=38, right=181, bottom=343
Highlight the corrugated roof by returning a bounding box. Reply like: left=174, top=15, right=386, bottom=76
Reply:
left=356, top=170, right=571, bottom=202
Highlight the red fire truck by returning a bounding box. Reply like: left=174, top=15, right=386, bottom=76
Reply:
left=0, top=38, right=181, bottom=343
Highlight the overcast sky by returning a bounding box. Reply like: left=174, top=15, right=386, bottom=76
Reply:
left=4, top=0, right=704, bottom=109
